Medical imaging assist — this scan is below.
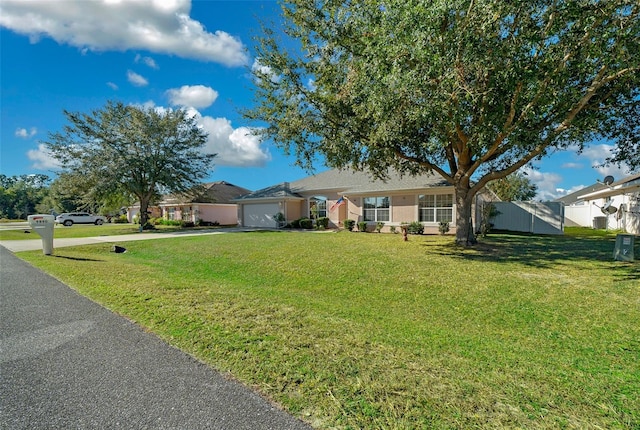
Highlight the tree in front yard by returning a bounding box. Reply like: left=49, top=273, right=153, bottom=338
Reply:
left=245, top=0, right=639, bottom=246
left=45, top=101, right=215, bottom=227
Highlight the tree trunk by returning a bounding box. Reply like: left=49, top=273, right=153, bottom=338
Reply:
left=139, top=197, right=150, bottom=228
left=454, top=183, right=478, bottom=246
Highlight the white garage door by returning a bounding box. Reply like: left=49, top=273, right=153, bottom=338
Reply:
left=243, top=203, right=280, bottom=228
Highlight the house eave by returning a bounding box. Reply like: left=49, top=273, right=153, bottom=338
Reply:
left=578, top=183, right=640, bottom=200
left=233, top=196, right=305, bottom=204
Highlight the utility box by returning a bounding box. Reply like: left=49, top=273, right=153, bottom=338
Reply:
left=613, top=234, right=635, bottom=262
left=593, top=216, right=607, bottom=229
left=27, top=214, right=55, bottom=255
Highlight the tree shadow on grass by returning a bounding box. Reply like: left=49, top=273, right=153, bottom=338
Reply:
left=610, top=264, right=640, bottom=281
left=53, top=255, right=104, bottom=262
left=421, top=232, right=639, bottom=279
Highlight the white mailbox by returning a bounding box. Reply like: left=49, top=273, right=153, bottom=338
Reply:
left=27, top=214, right=55, bottom=255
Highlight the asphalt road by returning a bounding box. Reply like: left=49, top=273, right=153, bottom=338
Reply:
left=0, top=245, right=312, bottom=429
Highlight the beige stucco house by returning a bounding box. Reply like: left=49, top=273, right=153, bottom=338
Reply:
left=235, top=168, right=492, bottom=234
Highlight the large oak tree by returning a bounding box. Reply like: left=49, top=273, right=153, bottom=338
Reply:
left=46, top=101, right=215, bottom=227
left=245, top=0, right=639, bottom=245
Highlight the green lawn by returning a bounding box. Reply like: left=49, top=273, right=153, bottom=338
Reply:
left=0, top=223, right=139, bottom=240
left=17, top=229, right=640, bottom=429
left=0, top=223, right=224, bottom=240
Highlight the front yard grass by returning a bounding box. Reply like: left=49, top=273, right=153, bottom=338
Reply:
left=18, top=229, right=640, bottom=429
left=0, top=222, right=225, bottom=241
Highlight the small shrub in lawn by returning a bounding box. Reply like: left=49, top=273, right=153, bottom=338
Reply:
left=290, top=218, right=301, bottom=229
left=343, top=219, right=355, bottom=231
left=112, top=215, right=128, bottom=224
left=358, top=221, right=368, bottom=232
left=299, top=218, right=313, bottom=229
left=180, top=220, right=195, bottom=228
left=390, top=226, right=397, bottom=234
left=141, top=222, right=156, bottom=230
left=149, top=217, right=162, bottom=225
left=316, top=217, right=330, bottom=230
left=407, top=221, right=424, bottom=235
left=375, top=222, right=385, bottom=233
left=439, top=221, right=450, bottom=235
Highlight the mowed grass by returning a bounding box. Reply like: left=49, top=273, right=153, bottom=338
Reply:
left=18, top=229, right=640, bottom=429
left=0, top=223, right=140, bottom=240
left=0, top=223, right=225, bottom=240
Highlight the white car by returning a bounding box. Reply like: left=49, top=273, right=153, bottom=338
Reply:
left=56, top=212, right=107, bottom=226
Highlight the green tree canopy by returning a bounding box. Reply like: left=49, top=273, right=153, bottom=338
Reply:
left=45, top=101, right=215, bottom=227
left=605, top=103, right=640, bottom=172
left=488, top=172, right=538, bottom=201
left=0, top=174, right=50, bottom=219
left=245, top=0, right=639, bottom=245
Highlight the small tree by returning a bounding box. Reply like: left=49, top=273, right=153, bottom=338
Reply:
left=479, top=203, right=501, bottom=237
left=45, top=101, right=215, bottom=228
left=488, top=172, right=537, bottom=201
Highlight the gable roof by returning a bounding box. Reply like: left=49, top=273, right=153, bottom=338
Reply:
left=233, top=182, right=304, bottom=201
left=235, top=168, right=452, bottom=201
left=161, top=181, right=251, bottom=205
left=290, top=168, right=451, bottom=194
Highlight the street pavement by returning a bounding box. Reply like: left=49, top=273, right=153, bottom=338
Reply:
left=0, top=244, right=312, bottom=429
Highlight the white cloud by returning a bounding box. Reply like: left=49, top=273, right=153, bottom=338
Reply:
left=129, top=101, right=270, bottom=167
left=579, top=143, right=632, bottom=180
left=107, top=81, right=118, bottom=90
left=127, top=70, right=148, bottom=87
left=561, top=162, right=582, bottom=169
left=15, top=127, right=37, bottom=138
left=197, top=116, right=270, bottom=167
left=522, top=167, right=564, bottom=201
left=251, top=58, right=280, bottom=83
left=27, top=144, right=61, bottom=170
left=135, top=54, right=159, bottom=69
left=0, top=0, right=248, bottom=66
left=166, top=85, right=218, bottom=109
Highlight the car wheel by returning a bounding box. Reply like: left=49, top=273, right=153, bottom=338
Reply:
left=95, top=219, right=104, bottom=225
left=63, top=220, right=73, bottom=226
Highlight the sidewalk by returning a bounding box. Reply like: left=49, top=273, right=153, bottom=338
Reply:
left=0, top=245, right=312, bottom=429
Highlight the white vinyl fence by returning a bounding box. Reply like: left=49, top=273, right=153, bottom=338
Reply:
left=491, top=202, right=564, bottom=235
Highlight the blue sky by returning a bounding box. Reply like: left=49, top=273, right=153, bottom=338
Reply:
left=0, top=0, right=633, bottom=200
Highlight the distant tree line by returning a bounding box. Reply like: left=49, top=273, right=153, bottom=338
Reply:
left=0, top=173, right=129, bottom=220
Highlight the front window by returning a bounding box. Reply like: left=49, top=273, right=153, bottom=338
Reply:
left=167, top=207, right=176, bottom=220
left=419, top=194, right=453, bottom=222
left=310, top=197, right=327, bottom=219
left=363, top=197, right=390, bottom=222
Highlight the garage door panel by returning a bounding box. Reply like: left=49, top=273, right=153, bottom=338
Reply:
left=243, top=203, right=279, bottom=227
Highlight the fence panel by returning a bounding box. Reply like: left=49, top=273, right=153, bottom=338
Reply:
left=491, top=202, right=564, bottom=235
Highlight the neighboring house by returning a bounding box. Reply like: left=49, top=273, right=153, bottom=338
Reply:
left=128, top=181, right=251, bottom=225
left=572, top=173, right=640, bottom=234
left=234, top=168, right=494, bottom=234
left=554, top=181, right=608, bottom=228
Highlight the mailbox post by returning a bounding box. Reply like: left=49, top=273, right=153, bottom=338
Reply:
left=27, top=214, right=55, bottom=255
